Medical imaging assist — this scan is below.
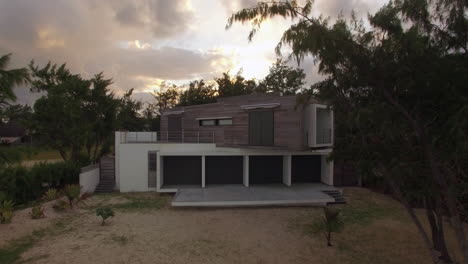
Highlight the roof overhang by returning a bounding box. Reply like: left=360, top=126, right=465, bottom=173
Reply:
left=195, top=116, right=232, bottom=120
left=162, top=110, right=184, bottom=116
left=240, top=103, right=280, bottom=110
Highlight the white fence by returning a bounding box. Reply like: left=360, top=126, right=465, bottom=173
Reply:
left=79, top=164, right=99, bottom=194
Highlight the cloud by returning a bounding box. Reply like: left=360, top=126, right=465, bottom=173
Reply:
left=0, top=0, right=228, bottom=105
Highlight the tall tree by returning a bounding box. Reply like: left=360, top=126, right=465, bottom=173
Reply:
left=0, top=54, right=29, bottom=107
left=216, top=70, right=257, bottom=97
left=30, top=62, right=118, bottom=163
left=178, top=80, right=216, bottom=106
left=116, top=88, right=145, bottom=131
left=258, top=59, right=305, bottom=95
left=0, top=54, right=30, bottom=166
left=153, top=82, right=180, bottom=114
left=228, top=1, right=468, bottom=263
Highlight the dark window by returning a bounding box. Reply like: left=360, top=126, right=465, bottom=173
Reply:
left=217, top=119, right=232, bottom=125
left=199, top=119, right=216, bottom=126
left=249, top=156, right=283, bottom=184
left=249, top=111, right=274, bottom=146
left=148, top=152, right=157, bottom=188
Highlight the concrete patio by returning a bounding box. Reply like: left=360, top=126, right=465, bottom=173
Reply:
left=171, top=184, right=340, bottom=207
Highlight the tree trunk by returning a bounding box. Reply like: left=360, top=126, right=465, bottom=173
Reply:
left=425, top=197, right=453, bottom=263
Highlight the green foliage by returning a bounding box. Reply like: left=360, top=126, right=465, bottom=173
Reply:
left=0, top=199, right=14, bottom=224
left=30, top=205, right=45, bottom=219
left=0, top=53, right=29, bottom=107
left=52, top=199, right=69, bottom=212
left=153, top=82, right=180, bottom=113
left=216, top=70, right=258, bottom=98
left=64, top=184, right=81, bottom=208
left=117, top=88, right=145, bottom=131
left=258, top=59, right=305, bottom=95
left=42, top=188, right=59, bottom=201
left=311, top=207, right=344, bottom=247
left=29, top=63, right=117, bottom=163
left=178, top=80, right=217, bottom=107
left=0, top=161, right=80, bottom=205
left=96, top=207, right=115, bottom=225
left=229, top=0, right=468, bottom=261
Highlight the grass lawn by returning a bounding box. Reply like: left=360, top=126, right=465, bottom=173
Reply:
left=26, top=149, right=62, bottom=161
left=0, top=188, right=464, bottom=264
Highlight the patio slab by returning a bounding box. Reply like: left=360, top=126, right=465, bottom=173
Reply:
left=171, top=184, right=338, bottom=207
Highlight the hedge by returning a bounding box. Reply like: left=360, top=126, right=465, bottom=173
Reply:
left=0, top=162, right=81, bottom=205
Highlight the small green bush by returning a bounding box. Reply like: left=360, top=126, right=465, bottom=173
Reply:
left=42, top=188, right=59, bottom=201
left=52, top=200, right=69, bottom=212
left=30, top=205, right=45, bottom=219
left=0, top=200, right=14, bottom=224
left=64, top=184, right=81, bottom=208
left=311, top=206, right=344, bottom=247
left=96, top=207, right=115, bottom=226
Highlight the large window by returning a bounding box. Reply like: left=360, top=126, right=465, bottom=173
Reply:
left=249, top=110, right=274, bottom=146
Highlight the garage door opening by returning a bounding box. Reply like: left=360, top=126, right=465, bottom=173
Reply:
left=291, top=155, right=321, bottom=183
left=249, top=156, right=283, bottom=184
left=163, top=156, right=202, bottom=186
left=206, top=156, right=243, bottom=185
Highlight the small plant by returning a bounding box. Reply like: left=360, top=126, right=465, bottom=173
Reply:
left=30, top=205, right=45, bottom=219
left=0, top=200, right=15, bottom=224
left=311, top=206, right=344, bottom=247
left=96, top=207, right=115, bottom=226
left=42, top=188, right=59, bottom=201
left=64, top=184, right=81, bottom=208
left=52, top=199, right=69, bottom=212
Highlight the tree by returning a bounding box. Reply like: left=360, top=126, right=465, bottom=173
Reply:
left=116, top=88, right=145, bottom=131
left=258, top=59, right=305, bottom=95
left=228, top=1, right=468, bottom=263
left=30, top=62, right=118, bottom=163
left=0, top=54, right=29, bottom=107
left=178, top=80, right=216, bottom=106
left=0, top=54, right=29, bottom=166
left=311, top=207, right=344, bottom=247
left=153, top=82, right=180, bottom=114
left=216, top=70, right=257, bottom=97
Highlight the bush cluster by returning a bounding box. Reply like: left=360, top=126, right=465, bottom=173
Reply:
left=0, top=162, right=81, bottom=205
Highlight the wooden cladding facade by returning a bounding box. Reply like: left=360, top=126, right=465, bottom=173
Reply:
left=161, top=94, right=307, bottom=151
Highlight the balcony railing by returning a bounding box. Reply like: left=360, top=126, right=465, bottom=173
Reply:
left=316, top=128, right=332, bottom=145
left=120, top=131, right=215, bottom=144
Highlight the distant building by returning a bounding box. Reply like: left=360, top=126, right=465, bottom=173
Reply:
left=0, top=121, right=29, bottom=146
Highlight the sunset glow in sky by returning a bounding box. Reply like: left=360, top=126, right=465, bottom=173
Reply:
left=0, top=0, right=385, bottom=104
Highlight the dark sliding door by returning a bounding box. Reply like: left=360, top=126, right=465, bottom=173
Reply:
left=249, top=111, right=274, bottom=146
left=167, top=115, right=182, bottom=142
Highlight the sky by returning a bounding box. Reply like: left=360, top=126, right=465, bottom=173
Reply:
left=0, top=0, right=386, bottom=105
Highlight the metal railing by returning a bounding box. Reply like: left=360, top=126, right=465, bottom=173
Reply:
left=316, top=128, right=332, bottom=145
left=120, top=131, right=215, bottom=144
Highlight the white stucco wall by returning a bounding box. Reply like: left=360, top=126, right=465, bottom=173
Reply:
left=79, top=165, right=100, bottom=194
left=321, top=155, right=334, bottom=185
left=117, top=143, right=217, bottom=192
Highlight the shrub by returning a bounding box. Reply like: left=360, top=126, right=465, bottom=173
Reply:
left=42, top=188, right=59, bottom=201
left=30, top=205, right=45, bottom=219
left=0, top=200, right=14, bottom=224
left=311, top=206, right=344, bottom=247
left=52, top=199, right=69, bottom=212
left=96, top=207, right=115, bottom=226
left=0, top=161, right=81, bottom=206
left=64, top=184, right=81, bottom=208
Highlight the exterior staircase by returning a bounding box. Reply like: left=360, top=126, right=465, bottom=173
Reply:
left=323, top=190, right=346, bottom=205
left=95, top=156, right=115, bottom=193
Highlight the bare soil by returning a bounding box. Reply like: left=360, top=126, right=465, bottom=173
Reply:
left=1, top=188, right=465, bottom=264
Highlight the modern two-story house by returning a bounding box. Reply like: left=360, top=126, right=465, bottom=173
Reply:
left=112, top=93, right=338, bottom=206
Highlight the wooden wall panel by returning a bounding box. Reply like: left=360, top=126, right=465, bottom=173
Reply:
left=160, top=94, right=307, bottom=150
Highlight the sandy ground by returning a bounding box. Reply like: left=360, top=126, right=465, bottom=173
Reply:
left=1, top=188, right=465, bottom=264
